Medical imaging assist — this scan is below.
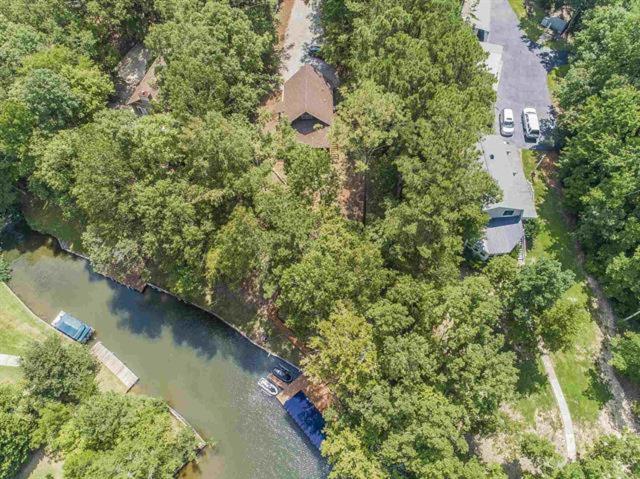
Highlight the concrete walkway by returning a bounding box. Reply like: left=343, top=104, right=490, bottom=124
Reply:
left=0, top=353, right=21, bottom=367
left=541, top=350, right=577, bottom=461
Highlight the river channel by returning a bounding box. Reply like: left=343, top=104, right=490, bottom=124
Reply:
left=1, top=225, right=327, bottom=479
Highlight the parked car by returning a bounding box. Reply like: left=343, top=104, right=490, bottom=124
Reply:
left=272, top=365, right=294, bottom=383
left=499, top=108, right=515, bottom=136
left=522, top=107, right=540, bottom=141
left=52, top=311, right=94, bottom=343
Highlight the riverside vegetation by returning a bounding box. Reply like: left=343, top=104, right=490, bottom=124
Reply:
left=0, top=314, right=197, bottom=479
left=1, top=0, right=639, bottom=477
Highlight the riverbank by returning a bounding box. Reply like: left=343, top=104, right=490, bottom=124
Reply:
left=22, top=196, right=304, bottom=367
left=1, top=281, right=201, bottom=479
left=1, top=225, right=328, bottom=479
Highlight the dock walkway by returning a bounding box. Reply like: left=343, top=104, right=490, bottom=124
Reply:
left=91, top=341, right=139, bottom=392
left=269, top=373, right=332, bottom=412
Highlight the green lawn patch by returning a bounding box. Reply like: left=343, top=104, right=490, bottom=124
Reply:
left=0, top=365, right=24, bottom=385
left=514, top=356, right=556, bottom=425
left=524, top=152, right=610, bottom=424
left=0, top=283, right=50, bottom=356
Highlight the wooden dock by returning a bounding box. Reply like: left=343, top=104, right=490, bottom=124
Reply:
left=91, top=341, right=139, bottom=392
left=269, top=373, right=333, bottom=412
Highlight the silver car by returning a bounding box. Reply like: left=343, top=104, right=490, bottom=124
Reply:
left=522, top=107, right=540, bottom=140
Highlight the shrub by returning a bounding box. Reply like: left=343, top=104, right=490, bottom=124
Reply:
left=611, top=332, right=640, bottom=384
left=21, top=335, right=97, bottom=403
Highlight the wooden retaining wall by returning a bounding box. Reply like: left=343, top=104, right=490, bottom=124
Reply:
left=91, top=341, right=139, bottom=392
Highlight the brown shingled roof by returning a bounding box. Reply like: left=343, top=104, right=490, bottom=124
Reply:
left=280, top=65, right=334, bottom=126
left=126, top=57, right=165, bottom=106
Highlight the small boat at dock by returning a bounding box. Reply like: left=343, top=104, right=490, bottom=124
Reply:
left=258, top=377, right=279, bottom=396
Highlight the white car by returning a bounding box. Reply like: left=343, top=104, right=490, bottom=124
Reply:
left=522, top=107, right=540, bottom=141
left=500, top=108, right=515, bottom=136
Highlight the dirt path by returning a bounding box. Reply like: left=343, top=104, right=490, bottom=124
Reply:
left=585, top=274, right=638, bottom=433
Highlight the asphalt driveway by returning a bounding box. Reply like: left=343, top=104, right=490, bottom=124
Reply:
left=490, top=0, right=567, bottom=149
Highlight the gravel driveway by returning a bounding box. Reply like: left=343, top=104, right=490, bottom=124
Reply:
left=490, top=0, right=567, bottom=149
left=280, top=0, right=338, bottom=87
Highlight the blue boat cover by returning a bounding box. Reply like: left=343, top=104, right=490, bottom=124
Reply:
left=54, top=312, right=92, bottom=342
left=283, top=391, right=325, bottom=449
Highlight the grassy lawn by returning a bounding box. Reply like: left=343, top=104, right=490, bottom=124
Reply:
left=0, top=282, right=50, bottom=366
left=514, top=356, right=556, bottom=424
left=522, top=151, right=610, bottom=424
left=0, top=365, right=24, bottom=385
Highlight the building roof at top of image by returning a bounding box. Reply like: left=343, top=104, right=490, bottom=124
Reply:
left=480, top=135, right=537, bottom=218
left=126, top=57, right=165, bottom=106
left=279, top=64, right=334, bottom=126
left=462, top=0, right=492, bottom=34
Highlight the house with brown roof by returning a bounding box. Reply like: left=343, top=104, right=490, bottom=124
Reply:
left=274, top=65, right=334, bottom=148
left=126, top=57, right=165, bottom=115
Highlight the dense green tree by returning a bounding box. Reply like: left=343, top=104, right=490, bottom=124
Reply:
left=0, top=15, right=44, bottom=90
left=610, top=331, right=640, bottom=383
left=322, top=424, right=387, bottom=479
left=320, top=0, right=498, bottom=280
left=277, top=218, right=389, bottom=335
left=537, top=297, right=587, bottom=352
left=559, top=84, right=640, bottom=313
left=21, top=335, right=97, bottom=403
left=509, top=258, right=575, bottom=347
left=0, top=385, right=34, bottom=479
left=283, top=145, right=338, bottom=205
left=59, top=393, right=198, bottom=479
left=519, top=433, right=563, bottom=478
left=147, top=0, right=278, bottom=117
left=11, top=68, right=80, bottom=132
left=19, top=46, right=113, bottom=122
left=304, top=304, right=379, bottom=396
left=558, top=3, right=640, bottom=110
left=484, top=255, right=519, bottom=303
left=421, top=277, right=518, bottom=430
left=30, top=400, right=73, bottom=452
left=205, top=206, right=264, bottom=288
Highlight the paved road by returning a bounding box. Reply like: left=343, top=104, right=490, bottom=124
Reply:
left=490, top=0, right=567, bottom=149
